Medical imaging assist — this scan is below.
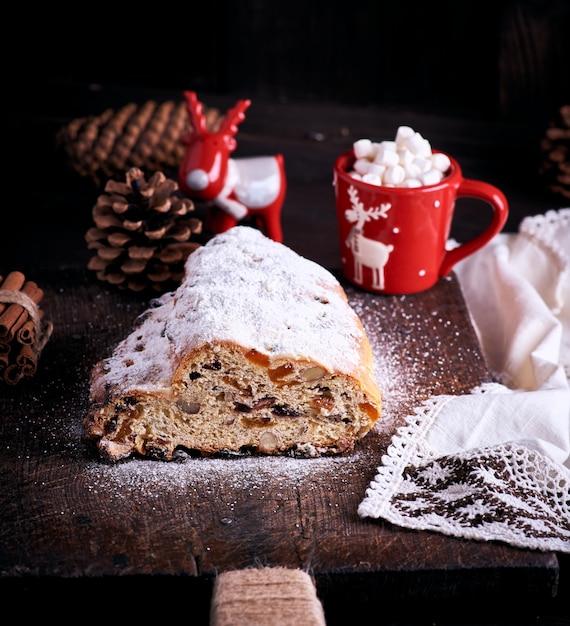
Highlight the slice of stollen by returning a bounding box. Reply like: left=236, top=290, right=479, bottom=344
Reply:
left=85, top=226, right=382, bottom=461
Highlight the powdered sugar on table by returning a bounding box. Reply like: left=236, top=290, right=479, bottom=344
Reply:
left=67, top=235, right=479, bottom=495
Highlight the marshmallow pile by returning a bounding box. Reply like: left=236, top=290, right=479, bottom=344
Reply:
left=348, top=126, right=451, bottom=188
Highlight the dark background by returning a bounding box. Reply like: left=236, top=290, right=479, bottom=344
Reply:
left=22, top=0, right=569, bottom=118
left=6, top=0, right=569, bottom=273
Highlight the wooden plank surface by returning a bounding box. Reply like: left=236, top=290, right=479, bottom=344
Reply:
left=0, top=267, right=558, bottom=622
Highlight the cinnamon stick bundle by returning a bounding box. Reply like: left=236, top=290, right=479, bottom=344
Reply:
left=0, top=271, right=53, bottom=385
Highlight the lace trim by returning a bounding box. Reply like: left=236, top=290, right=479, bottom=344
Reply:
left=359, top=383, right=570, bottom=553
left=518, top=208, right=569, bottom=316
left=519, top=208, right=569, bottom=260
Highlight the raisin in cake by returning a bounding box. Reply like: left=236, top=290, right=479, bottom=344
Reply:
left=84, top=226, right=382, bottom=461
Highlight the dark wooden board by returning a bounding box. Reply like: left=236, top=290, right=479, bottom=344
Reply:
left=0, top=268, right=559, bottom=622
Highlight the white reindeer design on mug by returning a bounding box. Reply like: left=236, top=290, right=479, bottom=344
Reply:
left=344, top=186, right=394, bottom=290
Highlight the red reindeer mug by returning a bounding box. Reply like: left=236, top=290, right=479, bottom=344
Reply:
left=333, top=149, right=509, bottom=295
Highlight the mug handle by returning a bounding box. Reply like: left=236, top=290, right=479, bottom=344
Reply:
left=440, top=178, right=509, bottom=277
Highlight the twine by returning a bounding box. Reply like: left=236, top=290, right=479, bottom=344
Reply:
left=0, top=289, right=53, bottom=354
left=210, top=567, right=327, bottom=626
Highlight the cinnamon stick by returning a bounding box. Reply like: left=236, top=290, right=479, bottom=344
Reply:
left=4, top=363, right=23, bottom=385
left=0, top=310, right=27, bottom=341
left=16, top=318, right=37, bottom=345
left=0, top=279, right=44, bottom=341
left=16, top=343, right=37, bottom=376
left=0, top=271, right=26, bottom=316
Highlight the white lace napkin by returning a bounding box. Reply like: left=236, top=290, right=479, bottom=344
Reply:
left=358, top=209, right=570, bottom=553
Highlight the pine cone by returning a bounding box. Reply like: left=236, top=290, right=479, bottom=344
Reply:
left=57, top=99, right=222, bottom=186
left=86, top=168, right=203, bottom=293
left=539, top=104, right=570, bottom=199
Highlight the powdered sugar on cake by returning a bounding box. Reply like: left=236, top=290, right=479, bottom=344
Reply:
left=98, top=227, right=368, bottom=393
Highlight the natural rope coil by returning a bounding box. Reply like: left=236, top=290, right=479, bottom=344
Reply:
left=210, top=567, right=327, bottom=626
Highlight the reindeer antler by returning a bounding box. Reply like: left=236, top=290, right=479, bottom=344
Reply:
left=183, top=91, right=208, bottom=139
left=345, top=186, right=364, bottom=223
left=345, top=185, right=391, bottom=225
left=365, top=204, right=391, bottom=220
left=219, top=99, right=251, bottom=137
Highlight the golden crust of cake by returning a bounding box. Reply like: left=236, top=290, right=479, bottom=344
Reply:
left=84, top=226, right=382, bottom=461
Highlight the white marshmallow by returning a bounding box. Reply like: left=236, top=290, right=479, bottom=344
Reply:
left=369, top=142, right=381, bottom=159
left=401, top=178, right=422, bottom=188
left=398, top=148, right=414, bottom=165
left=353, top=157, right=373, bottom=175
left=368, top=162, right=386, bottom=177
left=404, top=162, right=422, bottom=179
left=362, top=172, right=383, bottom=185
left=383, top=164, right=405, bottom=185
left=431, top=152, right=451, bottom=173
left=419, top=138, right=432, bottom=157
left=374, top=142, right=399, bottom=166
left=420, top=169, right=443, bottom=186
left=353, top=138, right=374, bottom=159
left=395, top=125, right=415, bottom=147
left=381, top=139, right=397, bottom=151
left=404, top=132, right=431, bottom=157
left=413, top=156, right=432, bottom=173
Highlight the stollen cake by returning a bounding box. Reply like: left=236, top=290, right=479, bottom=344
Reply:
left=84, top=226, right=382, bottom=461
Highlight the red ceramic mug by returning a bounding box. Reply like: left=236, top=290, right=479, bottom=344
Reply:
left=333, top=149, right=509, bottom=295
